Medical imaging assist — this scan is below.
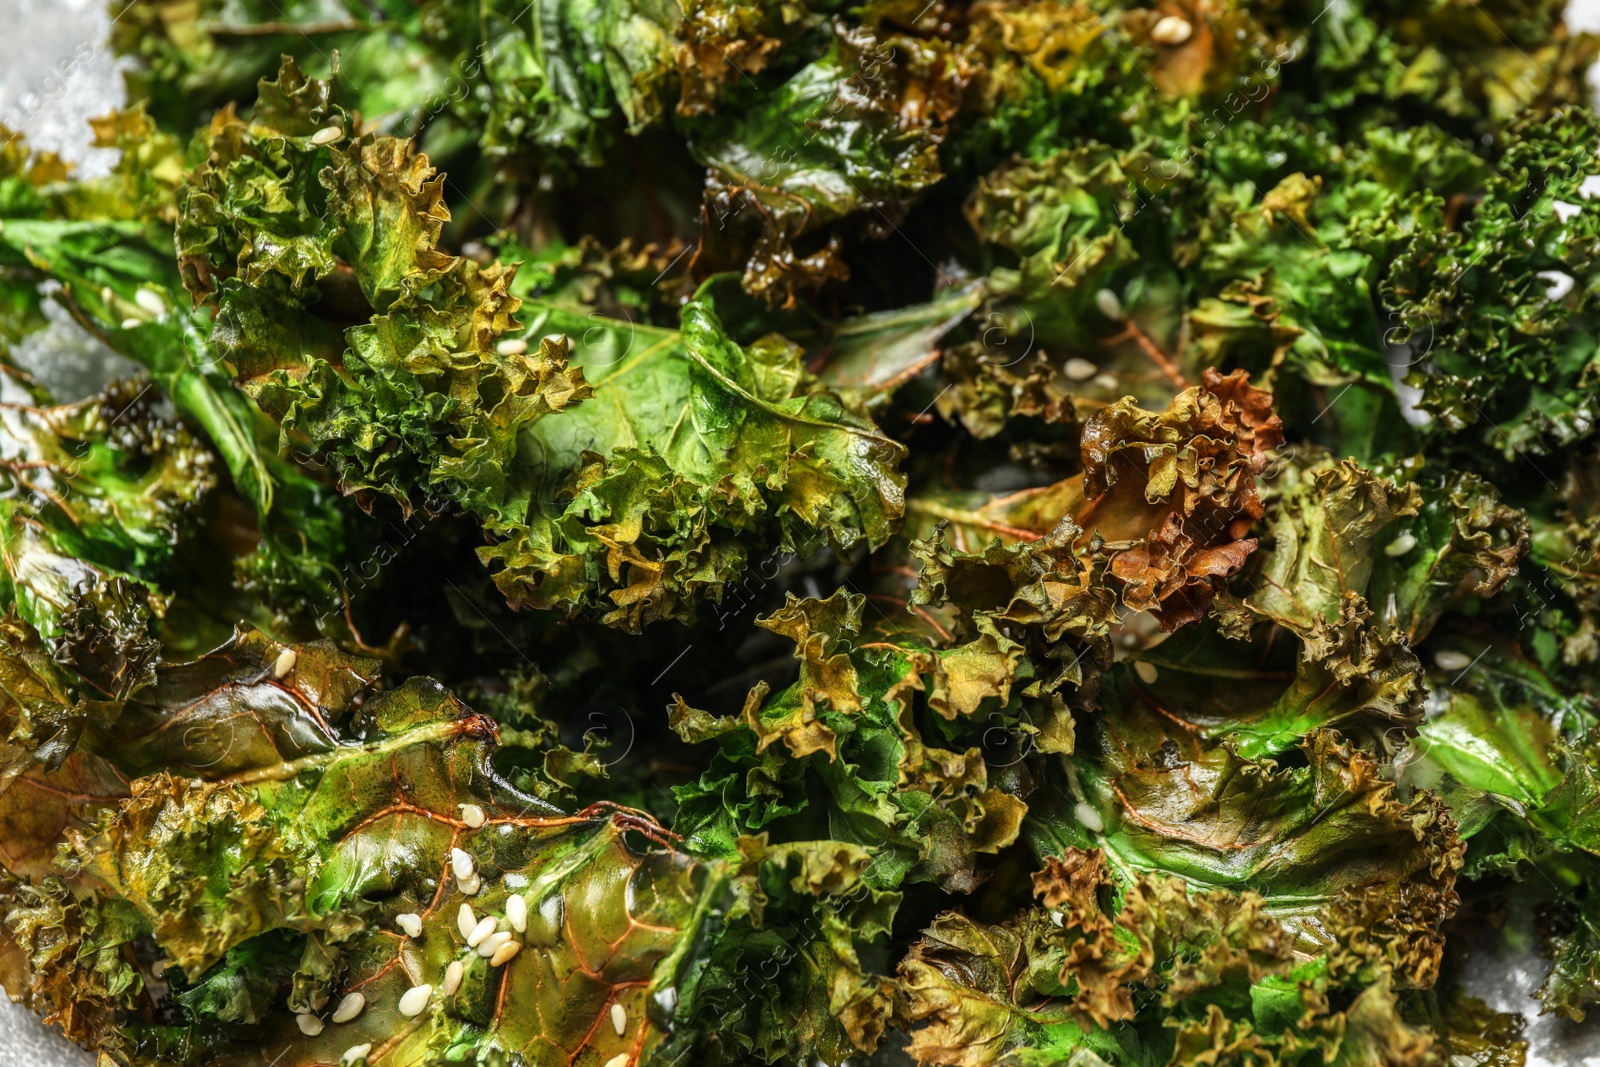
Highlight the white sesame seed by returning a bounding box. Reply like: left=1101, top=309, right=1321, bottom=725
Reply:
left=612, top=1002, right=628, bottom=1036
left=134, top=288, right=166, bottom=316
left=397, top=983, right=432, bottom=1018
left=1092, top=372, right=1119, bottom=391
left=603, top=1056, right=629, bottom=1067
left=459, top=872, right=482, bottom=896
left=342, top=1045, right=372, bottom=1066
left=457, top=904, right=477, bottom=941
left=477, top=930, right=513, bottom=958
left=120, top=317, right=143, bottom=330
left=272, top=648, right=298, bottom=679
left=296, top=1013, right=324, bottom=1036
left=1050, top=910, right=1065, bottom=927
left=331, top=991, right=365, bottom=1024
left=468, top=916, right=498, bottom=948
left=441, top=960, right=464, bottom=996
left=311, top=125, right=344, bottom=146
left=1064, top=357, right=1098, bottom=381
left=450, top=848, right=475, bottom=881
left=1384, top=532, right=1417, bottom=557
left=1133, top=661, right=1159, bottom=685
left=1074, top=801, right=1106, bottom=834
left=489, top=940, right=522, bottom=967
left=396, top=913, right=422, bottom=939
left=100, top=286, right=113, bottom=306
left=495, top=337, right=529, bottom=356
left=505, top=894, right=527, bottom=933
left=460, top=804, right=486, bottom=828
left=1094, top=288, right=1125, bottom=322
left=1435, top=650, right=1474, bottom=672
left=1150, top=15, right=1193, bottom=45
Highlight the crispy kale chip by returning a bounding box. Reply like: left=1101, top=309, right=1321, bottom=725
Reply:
left=180, top=59, right=905, bottom=631
left=5, top=0, right=1600, bottom=1064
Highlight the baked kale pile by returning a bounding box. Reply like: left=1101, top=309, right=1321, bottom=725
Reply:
left=0, top=1, right=1598, bottom=1064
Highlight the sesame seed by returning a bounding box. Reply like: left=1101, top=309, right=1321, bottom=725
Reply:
left=1384, top=532, right=1417, bottom=557
left=611, top=1002, right=627, bottom=1036
left=272, top=648, right=298, bottom=679
left=441, top=960, right=464, bottom=996
left=450, top=848, right=475, bottom=881
left=468, top=916, right=498, bottom=948
left=506, top=893, right=527, bottom=933
left=296, top=1013, right=324, bottom=1036
left=1051, top=911, right=1065, bottom=927
left=311, top=126, right=344, bottom=146
left=603, top=1056, right=629, bottom=1067
left=100, top=286, right=113, bottom=306
left=342, top=1045, right=372, bottom=1066
left=477, top=930, right=512, bottom=958
left=134, top=288, right=166, bottom=316
left=459, top=872, right=482, bottom=896
left=1094, top=288, right=1125, bottom=321
left=120, top=318, right=143, bottom=330
left=460, top=804, right=486, bottom=828
left=331, top=991, right=365, bottom=1024
left=1074, top=801, right=1106, bottom=834
left=489, top=940, right=521, bottom=967
left=457, top=904, right=477, bottom=940
left=1150, top=15, right=1193, bottom=45
left=1065, top=358, right=1098, bottom=381
left=1435, top=650, right=1474, bottom=672
left=1092, top=372, right=1119, bottom=391
left=495, top=337, right=529, bottom=356
left=396, top=913, right=422, bottom=939
left=397, top=983, right=432, bottom=1018
left=1133, top=661, right=1159, bottom=685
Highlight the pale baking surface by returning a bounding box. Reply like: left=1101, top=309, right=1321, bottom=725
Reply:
left=4, top=1, right=1600, bottom=1065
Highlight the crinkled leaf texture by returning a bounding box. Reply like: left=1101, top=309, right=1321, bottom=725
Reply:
left=181, top=59, right=907, bottom=631
left=0, top=373, right=216, bottom=698
left=2, top=627, right=731, bottom=1067
left=903, top=367, right=1282, bottom=632
left=1048, top=660, right=1464, bottom=992
left=897, top=848, right=1444, bottom=1067
left=670, top=588, right=1042, bottom=895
